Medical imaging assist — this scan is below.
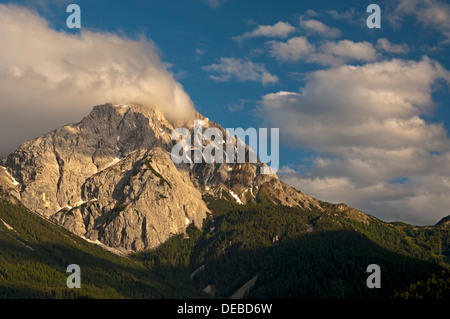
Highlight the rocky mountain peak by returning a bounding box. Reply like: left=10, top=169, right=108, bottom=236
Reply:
left=0, top=102, right=330, bottom=253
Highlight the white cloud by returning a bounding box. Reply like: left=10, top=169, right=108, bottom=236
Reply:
left=312, top=40, right=377, bottom=66
left=203, top=57, right=278, bottom=85
left=268, top=38, right=376, bottom=66
left=389, top=0, right=450, bottom=44
left=233, top=22, right=295, bottom=42
left=260, top=58, right=450, bottom=151
left=279, top=167, right=450, bottom=226
left=267, top=37, right=315, bottom=62
left=259, top=57, right=450, bottom=225
left=299, top=18, right=341, bottom=38
left=0, top=4, right=195, bottom=157
left=322, top=40, right=376, bottom=61
left=377, top=38, right=409, bottom=54
left=395, top=0, right=450, bottom=27
left=278, top=169, right=450, bottom=226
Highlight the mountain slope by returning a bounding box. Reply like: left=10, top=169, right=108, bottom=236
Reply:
left=0, top=186, right=203, bottom=298
left=1, top=183, right=449, bottom=299
left=133, top=196, right=450, bottom=299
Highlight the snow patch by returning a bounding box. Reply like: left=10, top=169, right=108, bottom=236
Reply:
left=0, top=223, right=34, bottom=251
left=96, top=157, right=124, bottom=173
left=190, top=264, right=205, bottom=279
left=0, top=218, right=13, bottom=230
left=230, top=274, right=259, bottom=299
left=196, top=119, right=209, bottom=126
left=81, top=236, right=126, bottom=256
left=185, top=217, right=190, bottom=225
left=64, top=198, right=98, bottom=212
left=76, top=200, right=87, bottom=206
left=1, top=166, right=19, bottom=186
left=114, top=104, right=131, bottom=109
left=19, top=240, right=34, bottom=251
left=229, top=191, right=243, bottom=205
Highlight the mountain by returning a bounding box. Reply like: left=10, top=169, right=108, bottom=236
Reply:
left=0, top=103, right=326, bottom=253
left=1, top=102, right=450, bottom=299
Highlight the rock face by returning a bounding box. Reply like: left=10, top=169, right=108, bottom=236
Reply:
left=0, top=103, right=326, bottom=253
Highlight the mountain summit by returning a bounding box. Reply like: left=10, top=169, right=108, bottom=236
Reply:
left=1, top=103, right=351, bottom=253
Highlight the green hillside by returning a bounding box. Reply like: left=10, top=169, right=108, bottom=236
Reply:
left=134, top=195, right=449, bottom=299
left=1, top=187, right=449, bottom=299
left=0, top=188, right=202, bottom=298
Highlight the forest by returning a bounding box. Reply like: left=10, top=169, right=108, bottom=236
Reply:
left=1, top=187, right=449, bottom=299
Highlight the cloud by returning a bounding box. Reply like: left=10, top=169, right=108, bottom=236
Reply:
left=193, top=48, right=206, bottom=61
left=233, top=22, right=295, bottom=42
left=259, top=57, right=450, bottom=151
left=312, top=40, right=377, bottom=66
left=305, top=9, right=319, bottom=17
left=224, top=98, right=252, bottom=112
left=258, top=57, right=450, bottom=225
left=268, top=38, right=376, bottom=66
left=195, top=48, right=206, bottom=56
left=204, top=0, right=228, bottom=9
left=376, top=38, right=410, bottom=54
left=0, top=4, right=195, bottom=157
left=299, top=18, right=341, bottom=38
left=327, top=8, right=356, bottom=20
left=202, top=57, right=278, bottom=85
left=267, top=37, right=315, bottom=62
left=389, top=0, right=450, bottom=44
left=278, top=168, right=450, bottom=226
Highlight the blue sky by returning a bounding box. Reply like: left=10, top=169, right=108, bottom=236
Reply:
left=1, top=0, right=450, bottom=225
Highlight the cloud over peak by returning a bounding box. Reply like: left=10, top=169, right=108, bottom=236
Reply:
left=0, top=4, right=195, bottom=156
